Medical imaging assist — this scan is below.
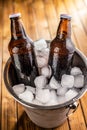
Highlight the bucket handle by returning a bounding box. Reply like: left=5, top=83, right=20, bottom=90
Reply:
left=66, top=101, right=79, bottom=117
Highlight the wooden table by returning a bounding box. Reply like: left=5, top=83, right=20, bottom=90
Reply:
left=1, top=0, right=87, bottom=130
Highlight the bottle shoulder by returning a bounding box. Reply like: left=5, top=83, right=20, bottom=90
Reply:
left=8, top=37, right=33, bottom=55
left=50, top=37, right=66, bottom=49
left=50, top=37, right=75, bottom=54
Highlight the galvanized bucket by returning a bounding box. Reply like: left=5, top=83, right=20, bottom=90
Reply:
left=4, top=45, right=87, bottom=128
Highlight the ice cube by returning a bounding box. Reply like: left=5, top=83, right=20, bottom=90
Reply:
left=41, top=48, right=49, bottom=59
left=45, top=84, right=51, bottom=89
left=26, top=86, right=36, bottom=94
left=34, top=39, right=47, bottom=51
left=45, top=99, right=58, bottom=106
left=13, top=84, right=25, bottom=95
left=57, top=87, right=68, bottom=96
left=36, top=89, right=50, bottom=104
left=18, top=90, right=34, bottom=103
left=35, top=47, right=49, bottom=68
left=35, top=48, right=49, bottom=57
left=61, top=74, right=74, bottom=88
left=36, top=56, right=48, bottom=68
left=65, top=89, right=78, bottom=101
left=74, top=75, right=84, bottom=88
left=50, top=90, right=58, bottom=100
left=32, top=99, right=42, bottom=105
left=70, top=67, right=82, bottom=76
left=34, top=75, right=47, bottom=89
left=45, top=90, right=58, bottom=106
left=49, top=76, right=61, bottom=89
left=57, top=96, right=66, bottom=104
left=37, top=48, right=49, bottom=56
left=41, top=66, right=52, bottom=78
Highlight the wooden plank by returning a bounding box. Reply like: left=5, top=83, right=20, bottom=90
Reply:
left=73, top=0, right=87, bottom=34
left=54, top=120, right=70, bottom=130
left=43, top=0, right=58, bottom=39
left=63, top=0, right=87, bottom=56
left=13, top=0, right=31, bottom=38
left=21, top=0, right=39, bottom=41
left=80, top=93, right=87, bottom=125
left=0, top=0, right=3, bottom=129
left=1, top=0, right=18, bottom=130
left=32, top=0, right=50, bottom=40
left=68, top=104, right=87, bottom=130
left=17, top=103, right=37, bottom=130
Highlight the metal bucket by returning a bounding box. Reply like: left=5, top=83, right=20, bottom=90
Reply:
left=4, top=47, right=87, bottom=128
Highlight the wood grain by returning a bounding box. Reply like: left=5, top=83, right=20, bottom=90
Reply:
left=63, top=0, right=87, bottom=55
left=43, top=0, right=58, bottom=39
left=1, top=0, right=17, bottom=130
left=0, top=0, right=3, bottom=129
left=1, top=0, right=87, bottom=130
left=32, top=0, right=50, bottom=40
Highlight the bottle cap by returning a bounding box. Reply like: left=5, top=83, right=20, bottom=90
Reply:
left=9, top=13, right=21, bottom=19
left=60, top=14, right=71, bottom=20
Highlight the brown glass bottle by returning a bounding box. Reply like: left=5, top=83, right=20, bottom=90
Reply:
left=48, top=14, right=75, bottom=81
left=8, top=13, right=39, bottom=86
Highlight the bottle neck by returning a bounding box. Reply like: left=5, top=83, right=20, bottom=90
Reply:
left=56, top=18, right=71, bottom=40
left=10, top=17, right=26, bottom=40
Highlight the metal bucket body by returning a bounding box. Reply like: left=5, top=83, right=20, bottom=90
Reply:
left=24, top=106, right=68, bottom=128
left=4, top=47, right=87, bottom=128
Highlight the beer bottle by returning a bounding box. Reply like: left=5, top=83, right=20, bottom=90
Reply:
left=8, top=13, right=39, bottom=86
left=48, top=14, right=75, bottom=81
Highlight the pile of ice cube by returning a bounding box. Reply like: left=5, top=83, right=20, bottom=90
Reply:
left=34, top=39, right=49, bottom=68
left=12, top=39, right=85, bottom=106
